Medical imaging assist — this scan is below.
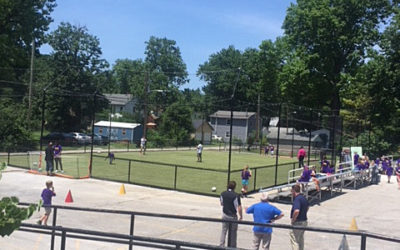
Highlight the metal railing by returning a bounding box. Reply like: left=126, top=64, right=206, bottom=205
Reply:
left=18, top=203, right=400, bottom=250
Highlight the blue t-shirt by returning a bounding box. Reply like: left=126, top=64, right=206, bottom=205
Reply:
left=246, top=202, right=282, bottom=234
left=291, top=194, right=308, bottom=222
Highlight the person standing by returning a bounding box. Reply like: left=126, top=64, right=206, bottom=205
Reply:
left=219, top=181, right=242, bottom=248
left=37, top=180, right=56, bottom=226
left=53, top=142, right=63, bottom=173
left=246, top=192, right=284, bottom=250
left=290, top=184, right=309, bottom=250
left=241, top=165, right=252, bottom=197
left=140, top=137, right=147, bottom=155
left=353, top=152, right=359, bottom=168
left=197, top=142, right=203, bottom=162
left=297, top=146, right=306, bottom=168
left=395, top=163, right=400, bottom=189
left=45, top=142, right=54, bottom=176
left=269, top=145, right=274, bottom=157
left=386, top=162, right=393, bottom=183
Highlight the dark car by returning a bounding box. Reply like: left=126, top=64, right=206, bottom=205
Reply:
left=42, top=132, right=76, bottom=145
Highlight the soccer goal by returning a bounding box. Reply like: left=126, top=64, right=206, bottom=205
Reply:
left=28, top=151, right=89, bottom=178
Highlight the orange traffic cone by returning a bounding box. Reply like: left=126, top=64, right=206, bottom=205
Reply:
left=65, top=190, right=74, bottom=203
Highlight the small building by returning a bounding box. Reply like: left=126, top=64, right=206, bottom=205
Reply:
left=209, top=111, right=259, bottom=143
left=94, top=121, right=142, bottom=143
left=191, top=120, right=214, bottom=144
left=104, top=94, right=137, bottom=115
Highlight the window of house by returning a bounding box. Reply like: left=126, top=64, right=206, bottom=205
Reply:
left=211, top=118, right=215, bottom=125
left=225, top=131, right=230, bottom=138
left=122, top=129, right=126, bottom=135
left=99, top=128, right=103, bottom=134
left=226, top=119, right=231, bottom=125
left=120, top=106, right=123, bottom=112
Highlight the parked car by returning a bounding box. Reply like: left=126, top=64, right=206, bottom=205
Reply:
left=71, top=132, right=91, bottom=145
left=92, top=133, right=109, bottom=145
left=42, top=132, right=77, bottom=145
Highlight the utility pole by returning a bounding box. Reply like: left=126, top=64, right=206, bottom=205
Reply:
left=143, top=72, right=149, bottom=139
left=256, top=93, right=260, bottom=142
left=28, top=38, right=35, bottom=120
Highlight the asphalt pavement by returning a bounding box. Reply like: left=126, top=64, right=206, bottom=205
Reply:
left=0, top=167, right=399, bottom=250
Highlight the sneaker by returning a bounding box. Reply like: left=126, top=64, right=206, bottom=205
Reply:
left=37, top=220, right=42, bottom=225
left=61, top=170, right=64, bottom=173
left=55, top=170, right=58, bottom=173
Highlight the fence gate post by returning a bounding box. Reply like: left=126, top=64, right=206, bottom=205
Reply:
left=129, top=214, right=135, bottom=250
left=61, top=229, right=66, bottom=250
left=174, top=165, right=178, bottom=190
left=253, top=168, right=257, bottom=191
left=50, top=207, right=57, bottom=250
left=128, top=161, right=131, bottom=183
left=360, top=234, right=366, bottom=250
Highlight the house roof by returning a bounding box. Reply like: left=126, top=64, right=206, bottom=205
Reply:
left=104, top=94, right=134, bottom=106
left=209, top=110, right=256, bottom=119
left=192, top=120, right=214, bottom=130
left=95, top=121, right=141, bottom=129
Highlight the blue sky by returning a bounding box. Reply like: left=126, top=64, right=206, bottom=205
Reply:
left=41, top=0, right=294, bottom=89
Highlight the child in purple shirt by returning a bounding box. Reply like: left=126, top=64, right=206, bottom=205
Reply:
left=38, top=180, right=56, bottom=226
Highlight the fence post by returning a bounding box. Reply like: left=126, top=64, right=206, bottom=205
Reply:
left=50, top=207, right=57, bottom=250
left=253, top=168, right=257, bottom=191
left=174, top=165, right=178, bottom=190
left=360, top=234, right=366, bottom=250
left=7, top=150, right=10, bottom=165
left=274, top=103, right=282, bottom=186
left=129, top=214, right=135, bottom=250
left=127, top=141, right=130, bottom=152
left=61, top=228, right=66, bottom=250
left=128, top=160, right=131, bottom=183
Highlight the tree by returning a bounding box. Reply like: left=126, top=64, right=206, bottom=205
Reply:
left=40, top=22, right=109, bottom=131
left=158, top=100, right=194, bottom=146
left=282, top=0, right=391, bottom=113
left=0, top=100, right=34, bottom=152
left=144, top=36, right=188, bottom=107
left=0, top=0, right=56, bottom=97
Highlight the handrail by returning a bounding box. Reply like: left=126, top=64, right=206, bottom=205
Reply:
left=18, top=202, right=400, bottom=244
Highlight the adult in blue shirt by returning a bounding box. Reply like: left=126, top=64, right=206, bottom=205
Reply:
left=290, top=184, right=309, bottom=250
left=246, top=192, right=284, bottom=250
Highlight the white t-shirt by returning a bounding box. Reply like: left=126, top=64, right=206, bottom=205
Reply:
left=197, top=144, right=203, bottom=154
left=140, top=138, right=146, bottom=147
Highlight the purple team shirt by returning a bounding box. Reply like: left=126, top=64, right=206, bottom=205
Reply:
left=41, top=188, right=56, bottom=207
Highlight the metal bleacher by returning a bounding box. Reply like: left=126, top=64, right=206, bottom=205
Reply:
left=260, top=161, right=374, bottom=204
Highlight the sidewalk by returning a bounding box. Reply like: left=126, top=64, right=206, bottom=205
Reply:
left=0, top=167, right=399, bottom=249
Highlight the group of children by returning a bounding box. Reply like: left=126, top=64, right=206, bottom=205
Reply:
left=263, top=144, right=275, bottom=157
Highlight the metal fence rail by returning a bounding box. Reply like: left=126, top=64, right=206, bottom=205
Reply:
left=18, top=203, right=400, bottom=250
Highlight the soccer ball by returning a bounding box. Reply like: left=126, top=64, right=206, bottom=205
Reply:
left=211, top=187, right=217, bottom=192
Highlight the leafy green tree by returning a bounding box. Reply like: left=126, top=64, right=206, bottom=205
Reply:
left=282, top=0, right=391, bottom=113
left=158, top=100, right=194, bottom=146
left=0, top=100, right=34, bottom=151
left=39, top=22, right=109, bottom=131
left=0, top=0, right=56, bottom=87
